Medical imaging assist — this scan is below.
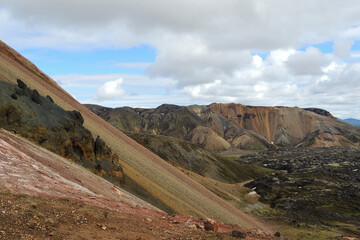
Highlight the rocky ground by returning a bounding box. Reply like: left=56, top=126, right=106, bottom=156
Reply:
left=240, top=147, right=360, bottom=239
left=0, top=191, right=285, bottom=240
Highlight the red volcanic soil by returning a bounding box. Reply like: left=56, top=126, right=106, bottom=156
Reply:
left=0, top=130, right=282, bottom=239
left=0, top=130, right=157, bottom=212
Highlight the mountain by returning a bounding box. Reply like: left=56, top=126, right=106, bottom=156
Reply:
left=85, top=103, right=360, bottom=151
left=0, top=40, right=270, bottom=231
left=0, top=129, right=277, bottom=239
left=342, top=118, right=360, bottom=127
left=85, top=103, right=360, bottom=239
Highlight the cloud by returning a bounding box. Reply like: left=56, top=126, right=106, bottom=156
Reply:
left=2, top=0, right=360, bottom=49
left=2, top=1, right=360, bottom=118
left=286, top=47, right=327, bottom=75
left=333, top=39, right=354, bottom=59
left=147, top=35, right=252, bottom=87
left=96, top=78, right=125, bottom=100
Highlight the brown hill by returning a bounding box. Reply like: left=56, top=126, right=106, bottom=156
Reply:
left=0, top=129, right=280, bottom=240
left=0, top=40, right=272, bottom=231
left=86, top=103, right=360, bottom=151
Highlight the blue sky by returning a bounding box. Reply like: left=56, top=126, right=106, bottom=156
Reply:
left=1, top=0, right=360, bottom=118
left=20, top=45, right=156, bottom=75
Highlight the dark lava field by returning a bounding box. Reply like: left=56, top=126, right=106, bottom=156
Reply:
left=240, top=147, right=360, bottom=236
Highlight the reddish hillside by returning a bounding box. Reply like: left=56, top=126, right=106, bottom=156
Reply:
left=0, top=130, right=281, bottom=239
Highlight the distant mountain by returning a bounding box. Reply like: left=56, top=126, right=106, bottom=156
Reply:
left=85, top=103, right=360, bottom=151
left=342, top=118, right=360, bottom=127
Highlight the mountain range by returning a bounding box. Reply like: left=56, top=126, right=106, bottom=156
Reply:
left=1, top=39, right=360, bottom=239
left=85, top=103, right=360, bottom=151
left=342, top=118, right=360, bottom=127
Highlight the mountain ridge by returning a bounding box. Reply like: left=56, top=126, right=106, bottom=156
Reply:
left=85, top=102, right=360, bottom=151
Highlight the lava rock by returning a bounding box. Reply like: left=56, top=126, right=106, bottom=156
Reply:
left=17, top=79, right=27, bottom=89
left=46, top=95, right=54, bottom=103
left=31, top=89, right=42, bottom=104
left=70, top=110, right=84, bottom=126
left=231, top=230, right=246, bottom=238
left=203, top=220, right=214, bottom=231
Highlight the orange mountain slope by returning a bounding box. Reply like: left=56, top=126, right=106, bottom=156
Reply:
left=0, top=40, right=273, bottom=232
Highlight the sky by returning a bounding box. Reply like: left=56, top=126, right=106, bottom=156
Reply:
left=1, top=1, right=360, bottom=119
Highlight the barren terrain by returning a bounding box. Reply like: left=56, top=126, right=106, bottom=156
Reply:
left=0, top=129, right=280, bottom=239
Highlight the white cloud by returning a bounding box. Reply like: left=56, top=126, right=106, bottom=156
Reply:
left=147, top=34, right=252, bottom=87
left=286, top=47, right=327, bottom=75
left=183, top=80, right=236, bottom=102
left=3, top=0, right=360, bottom=50
left=333, top=39, right=354, bottom=59
left=1, top=1, right=360, bottom=118
left=96, top=78, right=125, bottom=100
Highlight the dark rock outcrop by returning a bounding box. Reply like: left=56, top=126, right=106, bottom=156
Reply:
left=31, top=89, right=42, bottom=104
left=303, top=107, right=334, bottom=117
left=203, top=220, right=214, bottom=231
left=231, top=230, right=246, bottom=238
left=0, top=80, right=124, bottom=185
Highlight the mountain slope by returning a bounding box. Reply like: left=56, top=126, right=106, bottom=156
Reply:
left=127, top=132, right=273, bottom=183
left=86, top=103, right=360, bottom=151
left=0, top=40, right=271, bottom=231
left=1, top=129, right=280, bottom=240
left=0, top=129, right=156, bottom=211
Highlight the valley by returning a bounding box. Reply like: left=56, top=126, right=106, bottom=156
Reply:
left=0, top=39, right=359, bottom=239
left=2, top=2, right=360, bottom=240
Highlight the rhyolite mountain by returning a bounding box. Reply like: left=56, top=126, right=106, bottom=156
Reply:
left=85, top=103, right=360, bottom=151
left=0, top=40, right=270, bottom=230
